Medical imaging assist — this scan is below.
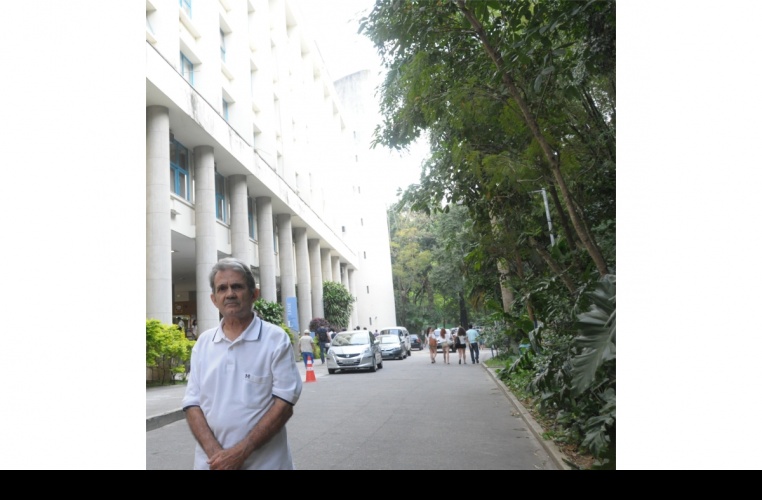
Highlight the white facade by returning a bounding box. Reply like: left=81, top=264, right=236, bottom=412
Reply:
left=146, top=0, right=396, bottom=337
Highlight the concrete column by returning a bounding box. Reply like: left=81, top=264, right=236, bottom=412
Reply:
left=146, top=106, right=172, bottom=324
left=348, top=268, right=358, bottom=329
left=277, top=214, right=296, bottom=327
left=321, top=249, right=333, bottom=284
left=332, top=256, right=341, bottom=283
left=230, top=174, right=250, bottom=264
left=308, top=239, right=324, bottom=318
left=294, top=227, right=312, bottom=333
left=194, top=145, right=220, bottom=333
left=256, top=197, right=277, bottom=302
left=342, top=264, right=350, bottom=290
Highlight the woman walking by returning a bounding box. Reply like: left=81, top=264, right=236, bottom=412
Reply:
left=455, top=326, right=468, bottom=364
left=427, top=327, right=438, bottom=363
left=439, top=327, right=451, bottom=364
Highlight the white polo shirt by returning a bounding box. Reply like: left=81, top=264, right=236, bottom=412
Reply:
left=182, top=315, right=302, bottom=470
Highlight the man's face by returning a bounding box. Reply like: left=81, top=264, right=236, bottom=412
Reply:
left=210, top=269, right=254, bottom=320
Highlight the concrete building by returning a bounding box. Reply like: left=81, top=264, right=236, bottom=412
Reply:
left=146, top=0, right=396, bottom=349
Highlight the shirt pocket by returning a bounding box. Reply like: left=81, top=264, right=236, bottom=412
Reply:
left=240, top=374, right=273, bottom=409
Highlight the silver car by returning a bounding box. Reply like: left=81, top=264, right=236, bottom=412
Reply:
left=327, top=330, right=383, bottom=374
left=378, top=334, right=408, bottom=360
left=378, top=326, right=412, bottom=356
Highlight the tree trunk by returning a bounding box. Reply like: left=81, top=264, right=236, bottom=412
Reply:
left=456, top=0, right=609, bottom=277
left=496, top=258, right=515, bottom=313
left=514, top=254, right=536, bottom=326
left=528, top=236, right=577, bottom=296
left=458, top=290, right=469, bottom=328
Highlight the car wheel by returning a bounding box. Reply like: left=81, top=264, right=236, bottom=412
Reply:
left=328, top=369, right=336, bottom=374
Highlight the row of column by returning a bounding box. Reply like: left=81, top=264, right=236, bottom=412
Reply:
left=147, top=105, right=351, bottom=336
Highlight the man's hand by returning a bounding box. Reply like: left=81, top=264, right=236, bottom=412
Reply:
left=207, top=446, right=248, bottom=470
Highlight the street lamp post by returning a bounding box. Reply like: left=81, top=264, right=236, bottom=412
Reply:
left=530, top=188, right=555, bottom=246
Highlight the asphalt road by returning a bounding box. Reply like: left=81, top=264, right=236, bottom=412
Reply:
left=146, top=347, right=564, bottom=470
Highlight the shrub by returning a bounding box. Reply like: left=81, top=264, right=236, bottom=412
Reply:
left=254, top=298, right=297, bottom=345
left=146, top=318, right=194, bottom=385
left=323, top=282, right=353, bottom=330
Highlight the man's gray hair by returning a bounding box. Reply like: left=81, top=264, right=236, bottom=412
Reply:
left=209, top=257, right=256, bottom=293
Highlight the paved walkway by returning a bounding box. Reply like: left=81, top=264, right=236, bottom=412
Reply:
left=146, top=349, right=570, bottom=469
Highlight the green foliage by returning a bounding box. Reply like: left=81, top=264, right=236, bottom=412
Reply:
left=323, top=282, right=353, bottom=330
left=254, top=298, right=297, bottom=345
left=146, top=318, right=194, bottom=385
left=254, top=298, right=285, bottom=324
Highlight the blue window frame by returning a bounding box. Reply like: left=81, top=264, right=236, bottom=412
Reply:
left=170, top=138, right=190, bottom=201
left=180, top=52, right=193, bottom=85
left=220, top=28, right=226, bottom=62
left=215, top=172, right=226, bottom=222
left=248, top=197, right=257, bottom=240
left=179, top=0, right=191, bottom=18
left=222, top=99, right=229, bottom=121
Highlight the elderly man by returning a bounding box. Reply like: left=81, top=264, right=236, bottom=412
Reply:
left=182, top=257, right=302, bottom=470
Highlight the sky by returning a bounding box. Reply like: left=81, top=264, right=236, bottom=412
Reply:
left=2, top=1, right=762, bottom=470
left=297, top=0, right=429, bottom=207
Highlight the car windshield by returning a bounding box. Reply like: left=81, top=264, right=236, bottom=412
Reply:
left=379, top=335, right=399, bottom=344
left=381, top=329, right=402, bottom=335
left=332, top=333, right=369, bottom=346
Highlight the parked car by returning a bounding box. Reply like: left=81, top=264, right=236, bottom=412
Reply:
left=378, top=334, right=408, bottom=360
left=378, top=326, right=412, bottom=356
left=409, top=334, right=423, bottom=350
left=327, top=330, right=383, bottom=374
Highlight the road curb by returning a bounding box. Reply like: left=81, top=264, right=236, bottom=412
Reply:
left=147, top=410, right=184, bottom=432
left=482, top=364, right=572, bottom=470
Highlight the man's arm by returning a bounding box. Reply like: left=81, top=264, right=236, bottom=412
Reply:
left=185, top=406, right=224, bottom=461
left=205, top=397, right=295, bottom=470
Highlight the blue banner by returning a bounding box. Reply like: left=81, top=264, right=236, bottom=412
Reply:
left=285, top=296, right=299, bottom=331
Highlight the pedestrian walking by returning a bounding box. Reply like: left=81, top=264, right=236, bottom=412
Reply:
left=439, top=327, right=452, bottom=364
left=455, top=326, right=468, bottom=364
left=466, top=324, right=480, bottom=364
left=316, top=327, right=331, bottom=365
left=426, top=327, right=438, bottom=363
left=299, top=330, right=315, bottom=368
left=181, top=257, right=302, bottom=470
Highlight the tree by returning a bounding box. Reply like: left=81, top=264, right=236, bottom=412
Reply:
left=360, top=0, right=615, bottom=279
left=323, top=281, right=354, bottom=330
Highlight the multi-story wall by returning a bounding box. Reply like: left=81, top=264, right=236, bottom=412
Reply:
left=146, top=0, right=396, bottom=346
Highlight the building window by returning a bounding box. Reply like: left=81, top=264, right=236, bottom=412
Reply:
left=215, top=172, right=226, bottom=222
left=366, top=286, right=370, bottom=294
left=180, top=52, right=194, bottom=85
left=179, top=0, right=191, bottom=17
left=170, top=138, right=191, bottom=201
left=222, top=99, right=229, bottom=121
left=248, top=197, right=257, bottom=240
left=220, top=28, right=226, bottom=62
